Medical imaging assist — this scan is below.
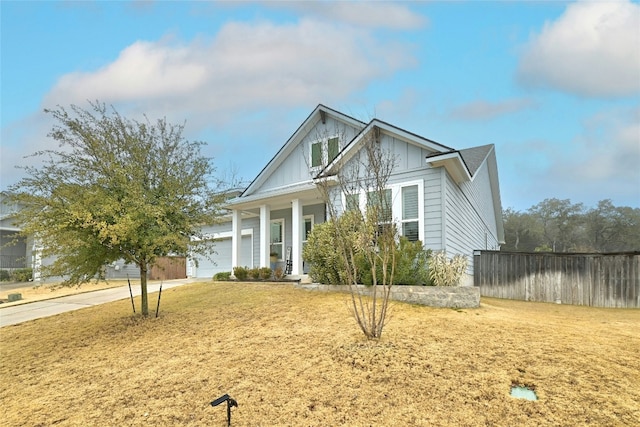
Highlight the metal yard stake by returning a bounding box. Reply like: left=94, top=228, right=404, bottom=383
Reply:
left=127, top=274, right=136, bottom=314
left=155, top=280, right=163, bottom=318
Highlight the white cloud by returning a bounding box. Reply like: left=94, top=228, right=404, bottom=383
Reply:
left=0, top=112, right=58, bottom=190
left=282, top=2, right=428, bottom=30
left=42, top=18, right=416, bottom=127
left=4, top=16, right=418, bottom=191
left=47, top=39, right=208, bottom=103
left=450, top=98, right=537, bottom=121
left=518, top=0, right=640, bottom=97
left=520, top=106, right=640, bottom=207
left=570, top=106, right=640, bottom=182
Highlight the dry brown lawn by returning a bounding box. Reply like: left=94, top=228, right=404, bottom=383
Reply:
left=0, top=280, right=129, bottom=307
left=1, top=281, right=638, bottom=426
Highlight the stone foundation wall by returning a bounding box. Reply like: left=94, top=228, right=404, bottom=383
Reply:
left=296, top=283, right=480, bottom=308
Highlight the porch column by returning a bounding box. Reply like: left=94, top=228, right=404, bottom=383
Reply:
left=32, top=240, right=42, bottom=282
left=260, top=204, right=270, bottom=268
left=231, top=209, right=241, bottom=273
left=291, top=198, right=303, bottom=275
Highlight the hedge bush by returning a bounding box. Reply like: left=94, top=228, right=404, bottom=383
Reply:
left=11, top=268, right=33, bottom=283
left=303, top=216, right=433, bottom=286
left=259, top=267, right=272, bottom=280
left=356, top=238, right=432, bottom=286
left=232, top=266, right=249, bottom=280
left=0, top=270, right=10, bottom=281
left=248, top=267, right=261, bottom=280
left=213, top=271, right=231, bottom=281
left=302, top=219, right=347, bottom=285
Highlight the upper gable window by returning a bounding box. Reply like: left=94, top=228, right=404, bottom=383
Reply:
left=327, top=137, right=339, bottom=163
left=310, top=137, right=340, bottom=169
left=311, top=142, right=323, bottom=168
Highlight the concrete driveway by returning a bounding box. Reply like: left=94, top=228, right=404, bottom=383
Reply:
left=0, top=278, right=199, bottom=328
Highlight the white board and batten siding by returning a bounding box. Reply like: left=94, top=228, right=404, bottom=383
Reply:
left=258, top=116, right=361, bottom=193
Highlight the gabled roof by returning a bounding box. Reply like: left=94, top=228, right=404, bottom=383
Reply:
left=426, top=144, right=505, bottom=243
left=317, top=118, right=452, bottom=178
left=425, top=144, right=494, bottom=184
left=459, top=144, right=493, bottom=176
left=240, top=104, right=365, bottom=197
left=228, top=104, right=504, bottom=243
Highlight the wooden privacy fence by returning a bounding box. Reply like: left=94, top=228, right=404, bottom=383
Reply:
left=474, top=251, right=640, bottom=308
left=149, top=256, right=187, bottom=281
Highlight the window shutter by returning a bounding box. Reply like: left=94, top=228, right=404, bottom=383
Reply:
left=311, top=142, right=322, bottom=167
left=327, top=137, right=339, bottom=163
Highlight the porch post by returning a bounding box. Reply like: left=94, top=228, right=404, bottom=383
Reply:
left=260, top=204, right=270, bottom=268
left=231, top=209, right=241, bottom=273
left=32, top=240, right=42, bottom=282
left=291, top=198, right=302, bottom=275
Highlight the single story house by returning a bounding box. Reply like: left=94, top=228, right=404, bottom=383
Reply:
left=189, top=104, right=504, bottom=285
left=0, top=192, right=31, bottom=274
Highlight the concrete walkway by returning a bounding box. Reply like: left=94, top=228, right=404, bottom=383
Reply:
left=0, top=278, right=199, bottom=328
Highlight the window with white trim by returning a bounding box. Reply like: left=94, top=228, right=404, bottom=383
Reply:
left=366, top=188, right=393, bottom=224
left=302, top=214, right=314, bottom=254
left=303, top=215, right=314, bottom=243
left=310, top=136, right=340, bottom=168
left=401, top=185, right=419, bottom=242
left=270, top=219, right=284, bottom=260
left=341, top=180, right=424, bottom=243
left=327, top=137, right=339, bottom=163
left=311, top=142, right=323, bottom=168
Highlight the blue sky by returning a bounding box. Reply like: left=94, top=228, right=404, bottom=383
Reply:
left=1, top=0, right=639, bottom=211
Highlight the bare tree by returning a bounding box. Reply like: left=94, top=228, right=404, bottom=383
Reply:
left=312, top=126, right=398, bottom=339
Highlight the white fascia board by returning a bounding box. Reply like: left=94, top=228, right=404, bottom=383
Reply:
left=320, top=122, right=375, bottom=176
left=243, top=117, right=320, bottom=197
left=191, top=228, right=252, bottom=242
left=486, top=149, right=505, bottom=244
left=242, top=105, right=365, bottom=197
left=373, top=120, right=451, bottom=152
left=426, top=152, right=472, bottom=183
left=312, top=175, right=339, bottom=186
left=226, top=180, right=319, bottom=208
left=321, top=119, right=449, bottom=177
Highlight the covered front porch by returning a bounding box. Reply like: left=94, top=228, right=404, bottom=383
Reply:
left=227, top=184, right=326, bottom=277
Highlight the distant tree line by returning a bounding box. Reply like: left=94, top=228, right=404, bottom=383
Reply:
left=502, top=198, right=640, bottom=253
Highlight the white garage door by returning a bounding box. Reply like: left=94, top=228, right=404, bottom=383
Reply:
left=193, top=235, right=253, bottom=278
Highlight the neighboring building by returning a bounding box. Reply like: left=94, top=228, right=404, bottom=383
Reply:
left=1, top=191, right=142, bottom=282
left=0, top=191, right=30, bottom=273
left=189, top=105, right=504, bottom=285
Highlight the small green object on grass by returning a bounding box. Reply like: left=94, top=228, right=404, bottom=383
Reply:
left=8, top=293, right=22, bottom=302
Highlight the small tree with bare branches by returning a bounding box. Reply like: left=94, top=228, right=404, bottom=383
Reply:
left=311, top=127, right=398, bottom=339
